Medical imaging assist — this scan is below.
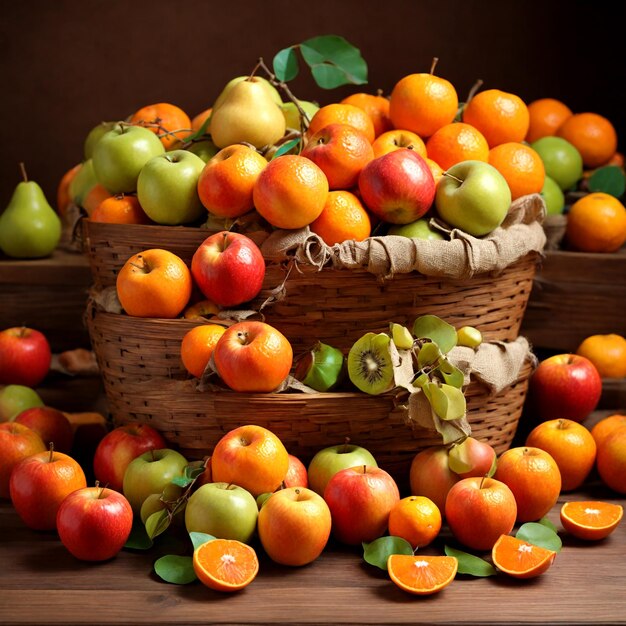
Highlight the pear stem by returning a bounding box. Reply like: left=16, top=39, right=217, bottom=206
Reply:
left=466, top=79, right=484, bottom=105
left=19, top=162, right=28, bottom=183
left=429, top=57, right=439, bottom=75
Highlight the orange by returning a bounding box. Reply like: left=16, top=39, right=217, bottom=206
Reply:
left=426, top=122, right=489, bottom=171
left=82, top=183, right=112, bottom=216
left=90, top=194, right=152, bottom=225
left=211, top=424, right=289, bottom=496
left=371, top=129, right=427, bottom=159
left=525, top=98, right=573, bottom=143
left=494, top=446, right=561, bottom=522
left=388, top=555, right=457, bottom=595
left=56, top=163, right=81, bottom=216
left=560, top=500, right=623, bottom=541
left=389, top=64, right=459, bottom=138
left=387, top=495, right=441, bottom=548
left=309, top=190, right=371, bottom=245
left=462, top=89, right=530, bottom=147
left=307, top=103, right=375, bottom=144
left=116, top=248, right=192, bottom=318
left=193, top=538, right=259, bottom=592
left=596, top=427, right=626, bottom=494
left=180, top=324, right=226, bottom=378
left=607, top=151, right=624, bottom=167
left=590, top=414, right=626, bottom=448
left=576, top=334, right=626, bottom=378
left=425, top=157, right=444, bottom=184
left=341, top=92, right=392, bottom=138
left=197, top=144, right=268, bottom=219
left=488, top=142, right=546, bottom=200
left=491, top=534, right=556, bottom=579
left=557, top=112, right=618, bottom=168
left=252, top=155, right=329, bottom=229
left=566, top=192, right=626, bottom=253
left=191, top=106, right=212, bottom=133
left=130, top=102, right=192, bottom=149
left=525, top=419, right=596, bottom=491
left=301, top=123, right=374, bottom=190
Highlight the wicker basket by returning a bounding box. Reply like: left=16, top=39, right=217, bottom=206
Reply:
left=86, top=307, right=532, bottom=484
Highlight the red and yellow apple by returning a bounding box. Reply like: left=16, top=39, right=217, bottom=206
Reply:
left=409, top=446, right=459, bottom=513
left=0, top=327, right=51, bottom=387
left=14, top=406, right=74, bottom=454
left=0, top=422, right=46, bottom=498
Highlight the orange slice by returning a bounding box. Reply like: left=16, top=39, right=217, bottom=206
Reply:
left=387, top=555, right=457, bottom=595
left=192, top=539, right=259, bottom=592
left=492, top=534, right=556, bottom=579
left=560, top=501, right=623, bottom=541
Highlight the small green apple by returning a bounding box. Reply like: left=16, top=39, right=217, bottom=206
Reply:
left=531, top=137, right=583, bottom=191
left=84, top=121, right=118, bottom=160
left=281, top=100, right=320, bottom=130
left=388, top=218, right=444, bottom=240
left=186, top=138, right=219, bottom=163
left=435, top=160, right=511, bottom=236
left=540, top=175, right=566, bottom=215
left=68, top=159, right=98, bottom=207
left=0, top=385, right=44, bottom=422
left=185, top=482, right=258, bottom=543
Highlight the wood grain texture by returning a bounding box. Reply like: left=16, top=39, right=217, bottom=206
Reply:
left=1, top=483, right=624, bottom=625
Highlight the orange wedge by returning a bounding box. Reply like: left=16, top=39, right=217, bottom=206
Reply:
left=560, top=501, right=623, bottom=541
left=192, top=539, right=259, bottom=592
left=387, top=555, right=457, bottom=595
left=492, top=534, right=556, bottom=579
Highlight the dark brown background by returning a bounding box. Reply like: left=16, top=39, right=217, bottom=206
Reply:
left=1, top=0, right=623, bottom=207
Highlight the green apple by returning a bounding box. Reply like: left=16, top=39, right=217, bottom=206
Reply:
left=281, top=100, right=320, bottom=130
left=137, top=150, right=205, bottom=225
left=139, top=484, right=186, bottom=526
left=531, top=137, right=583, bottom=191
left=122, top=448, right=187, bottom=513
left=307, top=443, right=377, bottom=496
left=185, top=482, right=258, bottom=543
left=68, top=159, right=98, bottom=207
left=84, top=121, right=118, bottom=160
left=93, top=124, right=165, bottom=193
left=540, top=175, right=565, bottom=215
left=0, top=385, right=44, bottom=422
left=435, top=160, right=512, bottom=236
left=213, top=75, right=282, bottom=111
left=186, top=138, right=219, bottom=163
left=388, top=218, right=444, bottom=240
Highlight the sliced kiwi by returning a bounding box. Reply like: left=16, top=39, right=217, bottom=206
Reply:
left=348, top=332, right=395, bottom=395
left=294, top=342, right=346, bottom=392
left=390, top=322, right=414, bottom=350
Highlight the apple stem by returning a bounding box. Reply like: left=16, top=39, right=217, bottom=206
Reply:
left=342, top=437, right=351, bottom=453
left=429, top=57, right=439, bottom=75
left=479, top=475, right=487, bottom=489
left=557, top=419, right=566, bottom=430
left=443, top=171, right=464, bottom=184
left=48, top=441, right=54, bottom=463
left=466, top=79, right=484, bottom=105
left=95, top=481, right=106, bottom=499
left=150, top=449, right=156, bottom=462
left=19, top=162, right=28, bottom=182
left=376, top=88, right=385, bottom=98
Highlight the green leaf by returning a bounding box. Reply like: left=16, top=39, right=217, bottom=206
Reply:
left=185, top=462, right=207, bottom=481
left=412, top=315, right=458, bottom=354
left=362, top=536, right=413, bottom=570
left=272, top=137, right=302, bottom=160
left=190, top=531, right=216, bottom=551
left=444, top=546, right=496, bottom=577
left=124, top=520, right=153, bottom=550
left=447, top=439, right=472, bottom=475
left=145, top=509, right=171, bottom=540
left=413, top=372, right=429, bottom=388
left=184, top=115, right=212, bottom=143
left=427, top=383, right=466, bottom=421
left=437, top=359, right=464, bottom=388
left=273, top=46, right=299, bottom=82
left=171, top=475, right=193, bottom=488
left=538, top=517, right=558, bottom=533
left=154, top=555, right=197, bottom=585
left=300, top=35, right=367, bottom=88
left=417, top=342, right=440, bottom=369
left=588, top=166, right=626, bottom=198
left=516, top=522, right=562, bottom=553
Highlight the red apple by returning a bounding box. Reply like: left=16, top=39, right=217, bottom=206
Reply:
left=10, top=447, right=87, bottom=530
left=93, top=422, right=167, bottom=492
left=56, top=484, right=133, bottom=561
left=447, top=437, right=497, bottom=479
left=0, top=422, right=46, bottom=498
left=530, top=354, right=602, bottom=423
left=284, top=454, right=308, bottom=488
left=323, top=465, right=400, bottom=545
left=191, top=231, right=266, bottom=307
left=0, top=327, right=51, bottom=387
left=358, top=149, right=435, bottom=224
left=409, top=446, right=460, bottom=512
left=14, top=406, right=74, bottom=454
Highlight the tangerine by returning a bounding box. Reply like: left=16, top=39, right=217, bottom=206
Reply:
left=590, top=414, right=626, bottom=448
left=90, top=194, right=152, bottom=225
left=560, top=500, right=623, bottom=540
left=341, top=92, right=393, bottom=138
left=180, top=324, right=226, bottom=378
left=56, top=163, right=81, bottom=216
left=82, top=184, right=112, bottom=216
left=309, top=190, right=371, bottom=245
left=193, top=538, right=259, bottom=592
left=557, top=112, right=618, bottom=169
left=566, top=192, right=626, bottom=253
left=426, top=122, right=489, bottom=170
left=388, top=495, right=442, bottom=548
left=463, top=89, right=530, bottom=147
left=307, top=103, right=375, bottom=143
left=525, top=98, right=573, bottom=143
left=488, top=142, right=546, bottom=200
left=387, top=555, right=457, bottom=596
left=576, top=334, right=626, bottom=378
left=130, top=102, right=192, bottom=149
left=596, top=427, right=626, bottom=494
left=491, top=534, right=556, bottom=579
left=191, top=106, right=212, bottom=133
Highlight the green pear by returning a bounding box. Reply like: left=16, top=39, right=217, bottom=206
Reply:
left=213, top=75, right=282, bottom=111
left=0, top=165, right=61, bottom=259
left=210, top=77, right=286, bottom=149
left=84, top=121, right=118, bottom=160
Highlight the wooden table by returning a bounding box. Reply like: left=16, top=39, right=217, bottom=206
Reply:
left=1, top=480, right=624, bottom=625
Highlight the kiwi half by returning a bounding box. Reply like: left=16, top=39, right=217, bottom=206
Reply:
left=348, top=332, right=395, bottom=395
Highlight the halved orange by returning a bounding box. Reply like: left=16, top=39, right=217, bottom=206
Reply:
left=492, top=534, right=556, bottom=579
left=387, top=555, right=457, bottom=595
left=192, top=539, right=259, bottom=592
left=560, top=501, right=623, bottom=541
